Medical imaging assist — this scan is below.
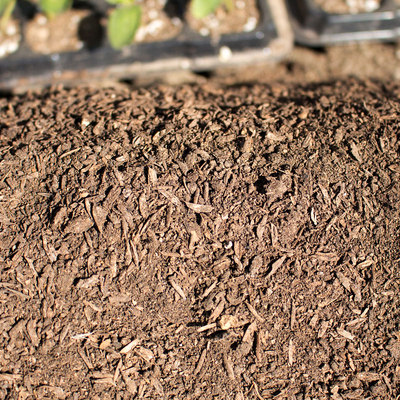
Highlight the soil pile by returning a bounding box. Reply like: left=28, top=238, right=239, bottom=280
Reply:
left=0, top=80, right=399, bottom=399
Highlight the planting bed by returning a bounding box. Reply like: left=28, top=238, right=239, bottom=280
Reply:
left=0, top=79, right=399, bottom=399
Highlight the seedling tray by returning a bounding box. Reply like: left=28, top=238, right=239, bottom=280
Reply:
left=0, top=0, right=292, bottom=90
left=286, top=0, right=400, bottom=46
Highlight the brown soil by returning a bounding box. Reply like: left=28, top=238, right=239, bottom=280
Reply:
left=0, top=79, right=399, bottom=399
left=186, top=0, right=259, bottom=38
left=25, top=10, right=90, bottom=54
left=134, top=0, right=182, bottom=43
left=0, top=18, right=20, bottom=58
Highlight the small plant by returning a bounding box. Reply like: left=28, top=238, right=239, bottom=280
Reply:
left=189, top=0, right=233, bottom=19
left=107, top=0, right=141, bottom=49
left=0, top=0, right=16, bottom=33
left=39, top=0, right=72, bottom=18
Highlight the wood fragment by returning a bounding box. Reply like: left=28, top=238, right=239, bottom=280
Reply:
left=147, top=167, right=157, bottom=184
left=122, top=372, right=137, bottom=395
left=93, top=377, right=116, bottom=386
left=0, top=373, right=22, bottom=382
left=197, top=323, right=217, bottom=333
left=310, top=207, right=318, bottom=225
left=256, top=215, right=268, bottom=240
left=135, top=346, right=154, bottom=362
left=92, top=204, right=107, bottom=234
left=290, top=301, right=296, bottom=330
left=318, top=321, right=330, bottom=338
left=242, top=322, right=257, bottom=343
left=209, top=299, right=225, bottom=322
left=185, top=202, right=213, bottom=213
left=288, top=339, right=294, bottom=366
left=113, top=358, right=123, bottom=383
left=357, top=372, right=380, bottom=382
left=255, top=330, right=262, bottom=361
left=266, top=255, right=286, bottom=278
left=252, top=381, right=264, bottom=400
left=120, top=338, right=140, bottom=355
left=219, top=315, right=239, bottom=330
left=202, top=280, right=218, bottom=299
left=336, top=271, right=352, bottom=292
left=193, top=346, right=208, bottom=375
left=168, top=278, right=186, bottom=300
left=246, top=302, right=264, bottom=322
left=350, top=141, right=363, bottom=163
left=223, top=352, right=235, bottom=380
left=158, top=188, right=182, bottom=207
left=78, top=347, right=94, bottom=370
left=270, top=223, right=279, bottom=247
left=337, top=328, right=355, bottom=341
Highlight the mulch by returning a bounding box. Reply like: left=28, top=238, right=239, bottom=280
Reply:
left=0, top=79, right=399, bottom=399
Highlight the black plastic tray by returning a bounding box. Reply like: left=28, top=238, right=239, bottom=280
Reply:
left=286, top=0, right=400, bottom=46
left=0, top=0, right=292, bottom=89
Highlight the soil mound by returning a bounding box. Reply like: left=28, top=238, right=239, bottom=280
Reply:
left=0, top=80, right=399, bottom=399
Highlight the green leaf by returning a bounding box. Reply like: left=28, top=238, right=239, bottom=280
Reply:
left=0, top=0, right=9, bottom=15
left=39, top=0, right=72, bottom=18
left=107, top=5, right=141, bottom=49
left=190, top=0, right=223, bottom=19
left=0, top=0, right=15, bottom=32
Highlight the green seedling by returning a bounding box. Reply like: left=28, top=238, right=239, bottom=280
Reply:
left=190, top=0, right=233, bottom=19
left=0, top=0, right=16, bottom=33
left=39, top=0, right=72, bottom=19
left=107, top=0, right=141, bottom=49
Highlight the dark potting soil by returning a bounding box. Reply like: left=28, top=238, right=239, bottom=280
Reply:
left=0, top=80, right=399, bottom=399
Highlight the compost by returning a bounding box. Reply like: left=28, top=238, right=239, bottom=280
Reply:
left=0, top=79, right=399, bottom=399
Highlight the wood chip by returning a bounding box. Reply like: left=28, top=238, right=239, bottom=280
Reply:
left=147, top=167, right=157, bottom=184
left=185, top=202, right=213, bottom=213
left=158, top=188, right=182, bottom=207
left=337, top=271, right=352, bottom=292
left=288, top=339, right=294, bottom=366
left=197, top=323, right=217, bottom=333
left=357, top=372, right=380, bottom=382
left=0, top=373, right=22, bottom=382
left=135, top=346, right=154, bottom=362
left=246, top=302, right=264, bottom=323
left=242, top=321, right=257, bottom=343
left=64, top=217, right=93, bottom=234
left=223, top=352, right=235, bottom=380
left=120, top=338, right=140, bottom=355
left=169, top=278, right=186, bottom=300
left=194, top=346, right=208, bottom=375
left=219, top=315, right=239, bottom=330
left=78, top=347, right=94, bottom=370
left=209, top=299, right=225, bottom=322
left=122, top=372, right=137, bottom=395
left=350, top=141, right=363, bottom=163
left=266, top=255, right=286, bottom=278
left=201, top=280, right=218, bottom=299
left=337, top=328, right=355, bottom=341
